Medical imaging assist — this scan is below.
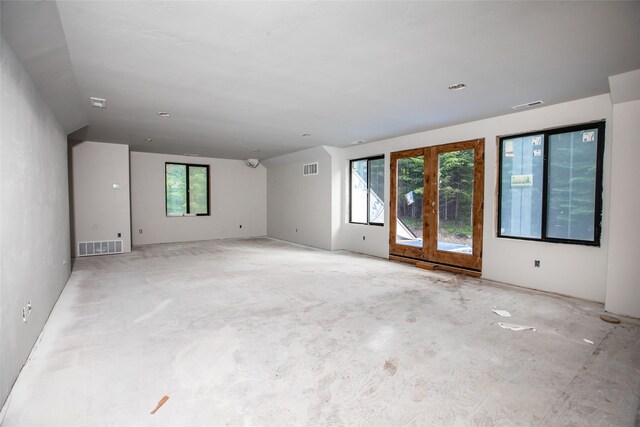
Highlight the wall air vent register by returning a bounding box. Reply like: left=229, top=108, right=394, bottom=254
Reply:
left=78, top=240, right=123, bottom=257
left=303, top=162, right=318, bottom=176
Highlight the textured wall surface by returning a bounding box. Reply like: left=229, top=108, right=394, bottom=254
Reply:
left=131, top=152, right=267, bottom=245
left=605, top=100, right=640, bottom=317
left=0, top=37, right=71, bottom=406
left=265, top=147, right=333, bottom=250
left=70, top=141, right=131, bottom=256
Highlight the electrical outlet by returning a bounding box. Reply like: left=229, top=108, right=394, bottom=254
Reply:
left=22, top=307, right=27, bottom=323
left=534, top=260, right=541, bottom=268
left=239, top=225, right=242, bottom=228
left=117, top=232, right=122, bottom=238
left=27, top=300, right=31, bottom=314
left=363, top=236, right=366, bottom=240
left=139, top=229, right=143, bottom=234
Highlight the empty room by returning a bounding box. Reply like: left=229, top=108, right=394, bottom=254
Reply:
left=1, top=1, right=639, bottom=426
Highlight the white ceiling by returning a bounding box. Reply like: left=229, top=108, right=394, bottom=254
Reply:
left=2, top=1, right=639, bottom=160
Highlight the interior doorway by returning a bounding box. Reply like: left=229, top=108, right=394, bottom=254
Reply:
left=389, top=139, right=484, bottom=271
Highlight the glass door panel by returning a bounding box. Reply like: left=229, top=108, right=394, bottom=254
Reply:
left=437, top=149, right=474, bottom=254
left=390, top=139, right=484, bottom=272
left=396, top=155, right=425, bottom=247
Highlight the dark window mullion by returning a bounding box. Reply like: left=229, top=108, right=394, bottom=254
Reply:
left=497, top=139, right=504, bottom=237
left=368, top=159, right=373, bottom=224
left=349, top=160, right=354, bottom=223
left=185, top=165, right=191, bottom=214
left=541, top=135, right=549, bottom=239
left=205, top=165, right=210, bottom=217
left=593, top=125, right=605, bottom=244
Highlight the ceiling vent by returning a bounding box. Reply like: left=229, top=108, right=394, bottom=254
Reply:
left=512, top=100, right=545, bottom=110
left=303, top=162, right=318, bottom=176
left=90, top=97, right=106, bottom=108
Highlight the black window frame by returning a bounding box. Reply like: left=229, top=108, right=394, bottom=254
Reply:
left=497, top=121, right=606, bottom=246
left=165, top=162, right=210, bottom=217
left=349, top=155, right=385, bottom=226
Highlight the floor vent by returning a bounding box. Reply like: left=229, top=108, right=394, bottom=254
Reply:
left=78, top=240, right=123, bottom=257
left=303, top=162, right=318, bottom=176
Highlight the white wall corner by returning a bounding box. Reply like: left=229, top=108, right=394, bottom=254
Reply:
left=70, top=141, right=132, bottom=256
left=265, top=146, right=333, bottom=250
left=604, top=98, right=640, bottom=318
left=608, top=69, right=640, bottom=105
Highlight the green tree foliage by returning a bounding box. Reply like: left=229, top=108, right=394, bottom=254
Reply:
left=166, top=164, right=187, bottom=215
left=438, top=149, right=474, bottom=229
left=397, top=156, right=425, bottom=234
left=396, top=150, right=474, bottom=238
left=189, top=166, right=208, bottom=214
left=166, top=164, right=208, bottom=215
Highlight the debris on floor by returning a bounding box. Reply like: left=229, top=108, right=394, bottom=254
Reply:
left=600, top=314, right=621, bottom=324
left=412, top=378, right=429, bottom=402
left=498, top=322, right=536, bottom=332
left=583, top=339, right=594, bottom=344
left=383, top=358, right=398, bottom=376
left=492, top=309, right=512, bottom=317
left=150, top=395, right=169, bottom=415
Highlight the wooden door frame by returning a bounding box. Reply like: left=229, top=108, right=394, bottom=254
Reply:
left=389, top=148, right=427, bottom=260
left=389, top=138, right=485, bottom=272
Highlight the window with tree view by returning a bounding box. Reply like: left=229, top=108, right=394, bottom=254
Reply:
left=499, top=121, right=605, bottom=245
left=350, top=156, right=384, bottom=225
left=165, top=163, right=210, bottom=216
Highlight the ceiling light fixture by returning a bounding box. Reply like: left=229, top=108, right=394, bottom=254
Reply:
left=90, top=97, right=106, bottom=108
left=448, top=83, right=467, bottom=91
left=245, top=159, right=260, bottom=168
left=301, top=133, right=311, bottom=137
left=158, top=112, right=171, bottom=117
left=145, top=138, right=153, bottom=142
left=512, top=100, right=545, bottom=110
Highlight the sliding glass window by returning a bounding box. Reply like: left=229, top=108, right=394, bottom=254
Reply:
left=350, top=156, right=385, bottom=225
left=498, top=121, right=605, bottom=245
left=165, top=163, right=210, bottom=216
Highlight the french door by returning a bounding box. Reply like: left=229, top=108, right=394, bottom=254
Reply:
left=389, top=139, right=484, bottom=271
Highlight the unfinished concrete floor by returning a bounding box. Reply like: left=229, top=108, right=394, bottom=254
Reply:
left=1, top=237, right=639, bottom=426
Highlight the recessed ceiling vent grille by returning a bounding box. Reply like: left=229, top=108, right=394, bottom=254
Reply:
left=512, top=100, right=545, bottom=110
left=78, top=240, right=123, bottom=257
left=303, top=162, right=318, bottom=176
left=89, top=97, right=106, bottom=108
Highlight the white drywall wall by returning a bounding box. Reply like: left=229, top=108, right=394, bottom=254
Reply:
left=70, top=141, right=131, bottom=256
left=325, top=146, right=345, bottom=251
left=130, top=152, right=266, bottom=245
left=264, top=147, right=333, bottom=250
left=0, top=37, right=71, bottom=406
left=333, top=94, right=613, bottom=303
left=604, top=72, right=640, bottom=317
